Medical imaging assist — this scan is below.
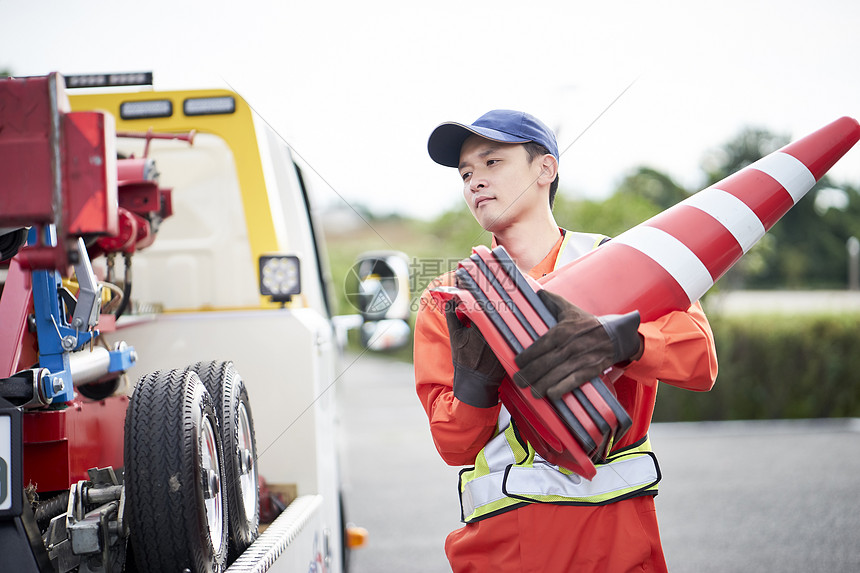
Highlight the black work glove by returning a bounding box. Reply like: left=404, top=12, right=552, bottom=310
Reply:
left=446, top=301, right=507, bottom=408
left=513, top=290, right=641, bottom=400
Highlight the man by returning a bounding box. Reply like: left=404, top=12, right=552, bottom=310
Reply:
left=414, top=109, right=718, bottom=572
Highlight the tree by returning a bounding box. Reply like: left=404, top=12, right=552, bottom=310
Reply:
left=614, top=166, right=689, bottom=211
left=553, top=190, right=662, bottom=238
left=702, top=127, right=790, bottom=186
left=422, top=201, right=487, bottom=258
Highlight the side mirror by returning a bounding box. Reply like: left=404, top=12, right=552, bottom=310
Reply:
left=360, top=318, right=411, bottom=352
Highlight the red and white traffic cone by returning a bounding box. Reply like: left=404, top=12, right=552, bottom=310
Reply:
left=540, top=116, right=860, bottom=321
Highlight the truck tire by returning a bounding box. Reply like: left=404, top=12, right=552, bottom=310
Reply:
left=124, top=369, right=228, bottom=573
left=188, top=361, right=260, bottom=560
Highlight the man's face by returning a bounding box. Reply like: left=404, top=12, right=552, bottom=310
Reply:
left=458, top=135, right=546, bottom=233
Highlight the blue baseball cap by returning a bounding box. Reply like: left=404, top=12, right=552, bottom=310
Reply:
left=427, top=109, right=559, bottom=168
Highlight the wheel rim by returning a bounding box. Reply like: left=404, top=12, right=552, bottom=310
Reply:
left=237, top=401, right=258, bottom=520
left=202, top=416, right=224, bottom=551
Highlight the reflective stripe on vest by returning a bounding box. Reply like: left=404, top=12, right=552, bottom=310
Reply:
left=502, top=438, right=659, bottom=505
left=457, top=230, right=658, bottom=524
left=458, top=419, right=660, bottom=523
left=457, top=406, right=524, bottom=522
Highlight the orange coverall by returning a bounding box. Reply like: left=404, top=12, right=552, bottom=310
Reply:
left=414, top=234, right=718, bottom=572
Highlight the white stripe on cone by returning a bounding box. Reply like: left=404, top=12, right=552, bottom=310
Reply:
left=682, top=189, right=765, bottom=254
left=613, top=150, right=817, bottom=302
left=749, top=151, right=816, bottom=204
left=613, top=226, right=714, bottom=302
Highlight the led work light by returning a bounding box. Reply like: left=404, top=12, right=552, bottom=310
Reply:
left=259, top=255, right=301, bottom=303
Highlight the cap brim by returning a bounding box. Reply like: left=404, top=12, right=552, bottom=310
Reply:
left=427, top=122, right=529, bottom=168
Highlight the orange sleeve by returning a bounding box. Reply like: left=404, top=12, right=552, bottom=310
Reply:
left=623, top=300, right=718, bottom=392
left=414, top=285, right=502, bottom=466
left=611, top=300, right=718, bottom=449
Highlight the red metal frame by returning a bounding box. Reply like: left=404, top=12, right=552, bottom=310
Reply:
left=0, top=74, right=138, bottom=497
left=23, top=396, right=128, bottom=492
left=0, top=75, right=64, bottom=229
left=63, top=110, right=117, bottom=237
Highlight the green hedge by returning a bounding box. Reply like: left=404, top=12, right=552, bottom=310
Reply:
left=652, top=312, right=860, bottom=422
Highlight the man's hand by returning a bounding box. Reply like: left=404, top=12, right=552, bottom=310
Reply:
left=446, top=301, right=507, bottom=408
left=513, top=290, right=641, bottom=400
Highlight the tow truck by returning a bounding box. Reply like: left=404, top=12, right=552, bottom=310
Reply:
left=0, top=72, right=411, bottom=572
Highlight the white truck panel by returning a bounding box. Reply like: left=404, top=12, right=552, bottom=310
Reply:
left=102, top=133, right=261, bottom=310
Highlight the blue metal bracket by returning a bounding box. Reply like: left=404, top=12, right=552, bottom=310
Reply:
left=31, top=267, right=89, bottom=403
left=26, top=227, right=136, bottom=404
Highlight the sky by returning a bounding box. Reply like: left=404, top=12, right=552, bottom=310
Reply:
left=1, top=0, right=859, bottom=221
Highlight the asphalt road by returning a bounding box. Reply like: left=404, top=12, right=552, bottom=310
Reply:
left=337, top=353, right=860, bottom=572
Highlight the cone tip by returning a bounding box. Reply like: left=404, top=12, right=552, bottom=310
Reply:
left=834, top=115, right=860, bottom=135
